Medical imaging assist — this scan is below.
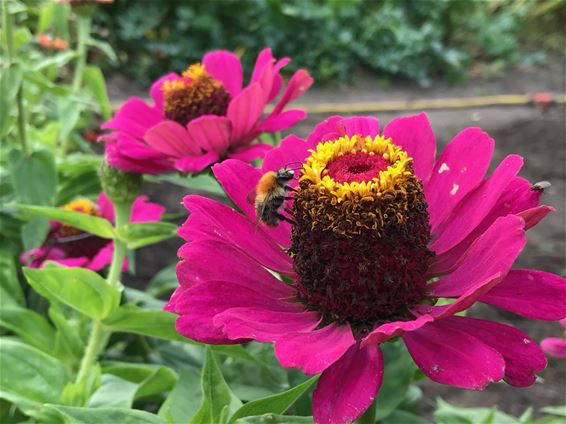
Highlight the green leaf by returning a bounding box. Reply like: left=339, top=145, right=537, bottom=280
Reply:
left=234, top=415, right=313, bottom=424
left=0, top=64, right=22, bottom=137
left=382, top=410, right=430, bottom=424
left=152, top=173, right=225, bottom=196
left=23, top=266, right=121, bottom=319
left=0, top=339, right=69, bottom=406
left=146, top=263, right=177, bottom=297
left=17, top=204, right=114, bottom=239
left=23, top=70, right=70, bottom=96
left=191, top=348, right=242, bottom=424
left=117, top=222, right=177, bottom=249
left=102, top=305, right=197, bottom=344
left=0, top=307, right=56, bottom=353
left=45, top=405, right=166, bottom=424
left=434, top=399, right=520, bottom=424
left=56, top=170, right=101, bottom=206
left=158, top=367, right=202, bottom=423
left=0, top=250, right=24, bottom=308
left=21, top=216, right=49, bottom=250
left=8, top=149, right=57, bottom=206
left=33, top=51, right=78, bottom=72
left=102, top=362, right=177, bottom=399
left=228, top=376, right=318, bottom=424
left=57, top=97, right=85, bottom=142
left=541, top=406, right=566, bottom=417
left=375, top=341, right=417, bottom=419
left=83, top=66, right=112, bottom=120
left=88, top=375, right=139, bottom=408
left=86, top=37, right=118, bottom=63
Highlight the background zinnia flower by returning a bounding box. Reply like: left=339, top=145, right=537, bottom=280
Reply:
left=21, top=193, right=164, bottom=270
left=541, top=319, right=566, bottom=358
left=101, top=48, right=313, bottom=174
left=165, top=114, right=566, bottom=424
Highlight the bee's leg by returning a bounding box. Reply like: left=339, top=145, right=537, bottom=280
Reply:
left=283, top=207, right=294, bottom=216
left=276, top=212, right=295, bottom=225
left=284, top=186, right=297, bottom=193
left=284, top=196, right=294, bottom=201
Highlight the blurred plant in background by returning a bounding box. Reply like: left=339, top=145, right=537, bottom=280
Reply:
left=95, top=0, right=562, bottom=87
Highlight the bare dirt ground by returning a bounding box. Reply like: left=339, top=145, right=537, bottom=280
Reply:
left=110, top=56, right=566, bottom=419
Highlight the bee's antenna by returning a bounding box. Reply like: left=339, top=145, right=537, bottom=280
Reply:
left=284, top=161, right=304, bottom=171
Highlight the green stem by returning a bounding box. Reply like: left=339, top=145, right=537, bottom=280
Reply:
left=106, top=201, right=131, bottom=288
left=2, top=1, right=28, bottom=155
left=356, top=399, right=377, bottom=424
left=73, top=200, right=132, bottom=391
left=74, top=319, right=104, bottom=386
left=71, top=15, right=90, bottom=93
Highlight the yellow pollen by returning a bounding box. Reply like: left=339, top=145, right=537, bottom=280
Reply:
left=182, top=63, right=207, bottom=80
left=61, top=198, right=99, bottom=216
left=300, top=134, right=413, bottom=203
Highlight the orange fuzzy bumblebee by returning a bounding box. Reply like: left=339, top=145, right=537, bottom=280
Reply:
left=252, top=168, right=296, bottom=227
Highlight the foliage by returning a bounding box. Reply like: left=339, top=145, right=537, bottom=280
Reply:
left=95, top=0, right=545, bottom=86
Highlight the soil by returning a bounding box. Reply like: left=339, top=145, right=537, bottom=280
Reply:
left=111, top=56, right=566, bottom=419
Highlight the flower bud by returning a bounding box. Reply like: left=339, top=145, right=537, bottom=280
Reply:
left=98, top=160, right=142, bottom=205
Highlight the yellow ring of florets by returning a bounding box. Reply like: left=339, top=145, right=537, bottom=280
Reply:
left=300, top=134, right=413, bottom=202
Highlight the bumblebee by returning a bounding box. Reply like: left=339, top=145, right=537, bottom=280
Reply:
left=251, top=167, right=296, bottom=227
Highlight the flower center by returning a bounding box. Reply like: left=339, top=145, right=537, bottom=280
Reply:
left=290, top=135, right=434, bottom=331
left=162, top=63, right=231, bottom=126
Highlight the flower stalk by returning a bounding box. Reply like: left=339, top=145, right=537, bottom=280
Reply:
left=71, top=14, right=91, bottom=93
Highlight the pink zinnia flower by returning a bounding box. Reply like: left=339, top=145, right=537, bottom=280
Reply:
left=165, top=114, right=566, bottom=424
left=541, top=319, right=566, bottom=358
left=101, top=48, right=313, bottom=174
left=21, top=193, right=164, bottom=270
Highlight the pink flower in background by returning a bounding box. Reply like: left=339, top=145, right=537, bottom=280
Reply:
left=21, top=193, right=164, bottom=270
left=165, top=113, right=566, bottom=424
left=101, top=48, right=313, bottom=174
left=541, top=319, right=566, bottom=358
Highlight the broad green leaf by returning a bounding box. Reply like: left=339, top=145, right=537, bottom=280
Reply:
left=191, top=348, right=242, bottom=424
left=117, top=222, right=177, bottom=249
left=45, top=404, right=166, bottom=424
left=434, top=399, right=520, bottom=424
left=0, top=307, right=56, bottom=352
left=17, top=204, right=114, bottom=239
left=0, top=64, right=22, bottom=136
left=228, top=376, right=318, bottom=424
left=375, top=341, right=417, bottom=419
left=383, top=410, right=430, bottom=424
left=48, top=303, right=85, bottom=363
left=102, top=362, right=177, bottom=399
left=23, top=70, right=70, bottom=96
left=33, top=51, right=77, bottom=72
left=102, top=305, right=197, bottom=344
left=158, top=367, right=202, bottom=423
left=83, top=66, right=112, bottom=120
left=21, top=216, right=49, bottom=250
left=86, top=37, right=118, bottom=63
left=0, top=339, right=69, bottom=405
left=147, top=263, right=177, bottom=297
left=56, top=170, right=101, bottom=206
left=0, top=250, right=24, bottom=307
left=541, top=406, right=566, bottom=417
left=235, top=415, right=313, bottom=424
left=8, top=149, right=57, bottom=206
left=58, top=97, right=85, bottom=142
left=88, top=375, right=138, bottom=409
left=23, top=266, right=121, bottom=319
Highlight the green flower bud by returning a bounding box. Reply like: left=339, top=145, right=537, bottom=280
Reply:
left=98, top=160, right=142, bottom=205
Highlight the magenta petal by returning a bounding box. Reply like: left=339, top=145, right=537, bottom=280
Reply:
left=86, top=243, right=115, bottom=271
left=361, top=314, right=434, bottom=346
left=214, top=307, right=320, bottom=343
left=203, top=50, right=243, bottom=97
left=174, top=151, right=220, bottom=174
left=313, top=344, right=383, bottom=424
left=416, top=272, right=502, bottom=319
left=541, top=338, right=566, bottom=358
left=212, top=160, right=291, bottom=247
left=228, top=83, right=265, bottom=142
left=186, top=115, right=232, bottom=154
left=102, top=98, right=162, bottom=139
left=250, top=48, right=275, bottom=85
left=306, top=115, right=343, bottom=146
left=96, top=192, right=114, bottom=221
left=430, top=177, right=542, bottom=275
left=258, top=109, right=307, bottom=132
left=382, top=113, right=436, bottom=184
left=270, top=69, right=313, bottom=116
left=175, top=313, right=242, bottom=345
left=480, top=269, right=566, bottom=321
left=104, top=133, right=173, bottom=174
left=261, top=135, right=311, bottom=174
left=149, top=72, right=180, bottom=111
left=429, top=215, right=526, bottom=297
left=228, top=143, right=273, bottom=162
left=431, top=154, right=523, bottom=253
left=176, top=239, right=294, bottom=298
left=275, top=323, right=356, bottom=375
left=179, top=195, right=294, bottom=275
left=145, top=121, right=198, bottom=157
left=518, top=205, right=555, bottom=229
left=337, top=116, right=380, bottom=139
left=49, top=257, right=89, bottom=268
left=403, top=320, right=505, bottom=389
left=425, top=128, right=494, bottom=232
left=442, top=316, right=547, bottom=387
left=131, top=195, right=165, bottom=222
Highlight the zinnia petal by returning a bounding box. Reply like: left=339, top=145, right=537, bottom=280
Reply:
left=203, top=50, right=243, bottom=97
left=145, top=121, right=199, bottom=157
left=186, top=115, right=232, bottom=155
left=228, top=83, right=265, bottom=142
